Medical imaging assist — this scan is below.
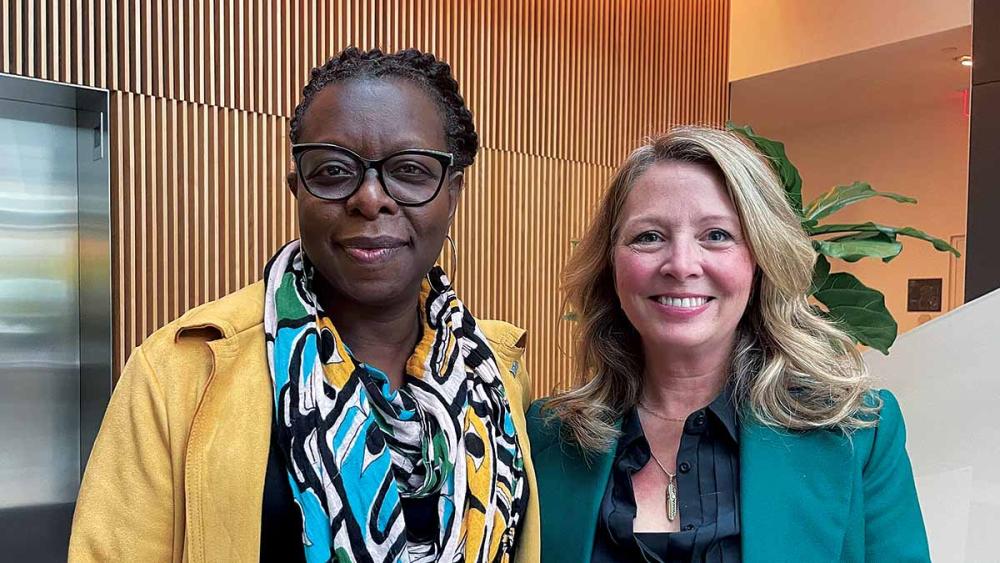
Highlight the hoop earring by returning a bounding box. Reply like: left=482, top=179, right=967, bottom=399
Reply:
left=444, top=234, right=459, bottom=281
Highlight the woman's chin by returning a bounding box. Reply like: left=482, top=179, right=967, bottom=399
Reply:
left=642, top=329, right=733, bottom=355
left=347, top=279, right=419, bottom=306
left=312, top=266, right=418, bottom=310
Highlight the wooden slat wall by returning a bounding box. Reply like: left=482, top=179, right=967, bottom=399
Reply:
left=3, top=0, right=729, bottom=396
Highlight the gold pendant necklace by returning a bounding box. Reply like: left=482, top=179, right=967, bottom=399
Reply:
left=647, top=449, right=679, bottom=521
left=638, top=403, right=683, bottom=521
left=667, top=475, right=678, bottom=521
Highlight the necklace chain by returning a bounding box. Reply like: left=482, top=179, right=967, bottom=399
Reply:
left=638, top=402, right=683, bottom=522
left=637, top=401, right=688, bottom=422
left=646, top=447, right=676, bottom=478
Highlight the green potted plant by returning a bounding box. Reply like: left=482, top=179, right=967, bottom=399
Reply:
left=729, top=123, right=961, bottom=354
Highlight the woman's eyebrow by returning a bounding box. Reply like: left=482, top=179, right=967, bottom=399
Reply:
left=620, top=213, right=663, bottom=227
left=623, top=212, right=739, bottom=226
left=696, top=213, right=740, bottom=225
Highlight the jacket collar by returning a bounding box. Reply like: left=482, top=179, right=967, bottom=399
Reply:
left=175, top=282, right=265, bottom=341
left=533, top=414, right=854, bottom=562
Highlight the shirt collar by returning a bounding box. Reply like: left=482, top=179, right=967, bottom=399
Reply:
left=706, top=385, right=740, bottom=443
left=618, top=385, right=741, bottom=452
left=617, top=404, right=646, bottom=456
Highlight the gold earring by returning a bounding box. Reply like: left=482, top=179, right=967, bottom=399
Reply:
left=444, top=234, right=459, bottom=281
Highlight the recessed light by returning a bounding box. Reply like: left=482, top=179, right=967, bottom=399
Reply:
left=958, top=55, right=973, bottom=67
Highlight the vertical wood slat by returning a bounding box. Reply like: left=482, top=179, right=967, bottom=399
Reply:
left=5, top=0, right=729, bottom=393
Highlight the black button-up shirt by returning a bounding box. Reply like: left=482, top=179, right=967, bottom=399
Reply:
left=592, top=391, right=741, bottom=563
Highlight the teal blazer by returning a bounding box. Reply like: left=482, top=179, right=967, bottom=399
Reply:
left=526, top=390, right=930, bottom=562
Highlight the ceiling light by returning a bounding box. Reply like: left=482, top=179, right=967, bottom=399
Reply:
left=958, top=55, right=973, bottom=67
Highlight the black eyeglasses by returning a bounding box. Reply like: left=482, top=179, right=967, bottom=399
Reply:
left=291, top=143, right=455, bottom=206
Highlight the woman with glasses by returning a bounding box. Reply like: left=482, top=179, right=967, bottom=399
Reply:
left=70, top=48, right=539, bottom=563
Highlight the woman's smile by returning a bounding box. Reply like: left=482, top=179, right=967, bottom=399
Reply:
left=649, top=294, right=715, bottom=319
left=337, top=234, right=410, bottom=265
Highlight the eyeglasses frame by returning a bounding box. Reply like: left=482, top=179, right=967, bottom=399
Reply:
left=291, top=142, right=456, bottom=207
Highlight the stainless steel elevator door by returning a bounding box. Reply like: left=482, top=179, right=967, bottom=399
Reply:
left=0, top=97, right=81, bottom=559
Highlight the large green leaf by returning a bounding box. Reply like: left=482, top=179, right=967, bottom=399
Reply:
left=807, top=222, right=960, bottom=256
left=810, top=254, right=831, bottom=295
left=827, top=230, right=891, bottom=242
left=824, top=230, right=903, bottom=261
left=804, top=182, right=916, bottom=222
left=814, top=237, right=902, bottom=263
left=893, top=227, right=960, bottom=255
left=727, top=123, right=804, bottom=214
left=813, top=272, right=897, bottom=354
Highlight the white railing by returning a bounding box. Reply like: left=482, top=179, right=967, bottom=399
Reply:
left=865, top=287, right=1000, bottom=563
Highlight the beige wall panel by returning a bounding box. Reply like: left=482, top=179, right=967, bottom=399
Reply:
left=453, top=149, right=614, bottom=395
left=109, top=91, right=298, bottom=367
left=6, top=0, right=729, bottom=392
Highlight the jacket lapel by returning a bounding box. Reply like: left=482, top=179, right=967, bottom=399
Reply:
left=184, top=328, right=273, bottom=563
left=532, top=424, right=617, bottom=563
left=740, top=420, right=854, bottom=562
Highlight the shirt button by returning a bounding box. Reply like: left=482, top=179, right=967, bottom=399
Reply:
left=678, top=461, right=691, bottom=473
left=684, top=524, right=695, bottom=531
left=693, top=412, right=706, bottom=426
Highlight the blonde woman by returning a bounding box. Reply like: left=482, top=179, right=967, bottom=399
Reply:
left=527, top=127, right=929, bottom=562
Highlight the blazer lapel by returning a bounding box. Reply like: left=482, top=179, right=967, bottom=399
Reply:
left=740, top=420, right=854, bottom=562
left=532, top=427, right=616, bottom=563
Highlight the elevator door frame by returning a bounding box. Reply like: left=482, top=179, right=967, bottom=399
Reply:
left=0, top=72, right=112, bottom=475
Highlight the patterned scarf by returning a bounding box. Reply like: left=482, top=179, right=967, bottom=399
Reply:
left=263, top=240, right=526, bottom=563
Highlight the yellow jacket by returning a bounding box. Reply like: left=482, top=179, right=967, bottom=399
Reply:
left=69, top=282, right=540, bottom=562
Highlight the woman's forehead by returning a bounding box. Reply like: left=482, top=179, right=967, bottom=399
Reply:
left=297, top=78, right=447, bottom=151
left=620, top=161, right=738, bottom=223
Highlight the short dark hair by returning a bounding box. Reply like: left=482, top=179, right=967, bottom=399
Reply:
left=289, top=47, right=479, bottom=170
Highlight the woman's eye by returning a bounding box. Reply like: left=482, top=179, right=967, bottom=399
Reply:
left=632, top=231, right=663, bottom=244
left=392, top=163, right=431, bottom=177
left=315, top=163, right=353, bottom=177
left=705, top=229, right=732, bottom=242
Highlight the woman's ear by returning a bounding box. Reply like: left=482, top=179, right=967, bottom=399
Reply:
left=286, top=164, right=299, bottom=198
left=447, top=171, right=465, bottom=222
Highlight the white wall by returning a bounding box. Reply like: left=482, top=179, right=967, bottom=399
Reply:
left=730, top=0, right=972, bottom=81
left=865, top=288, right=1000, bottom=562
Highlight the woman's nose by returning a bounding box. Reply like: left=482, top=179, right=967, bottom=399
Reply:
left=344, top=169, right=398, bottom=219
left=659, top=240, right=703, bottom=279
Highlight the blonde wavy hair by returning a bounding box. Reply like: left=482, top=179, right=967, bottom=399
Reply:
left=547, top=126, right=878, bottom=452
